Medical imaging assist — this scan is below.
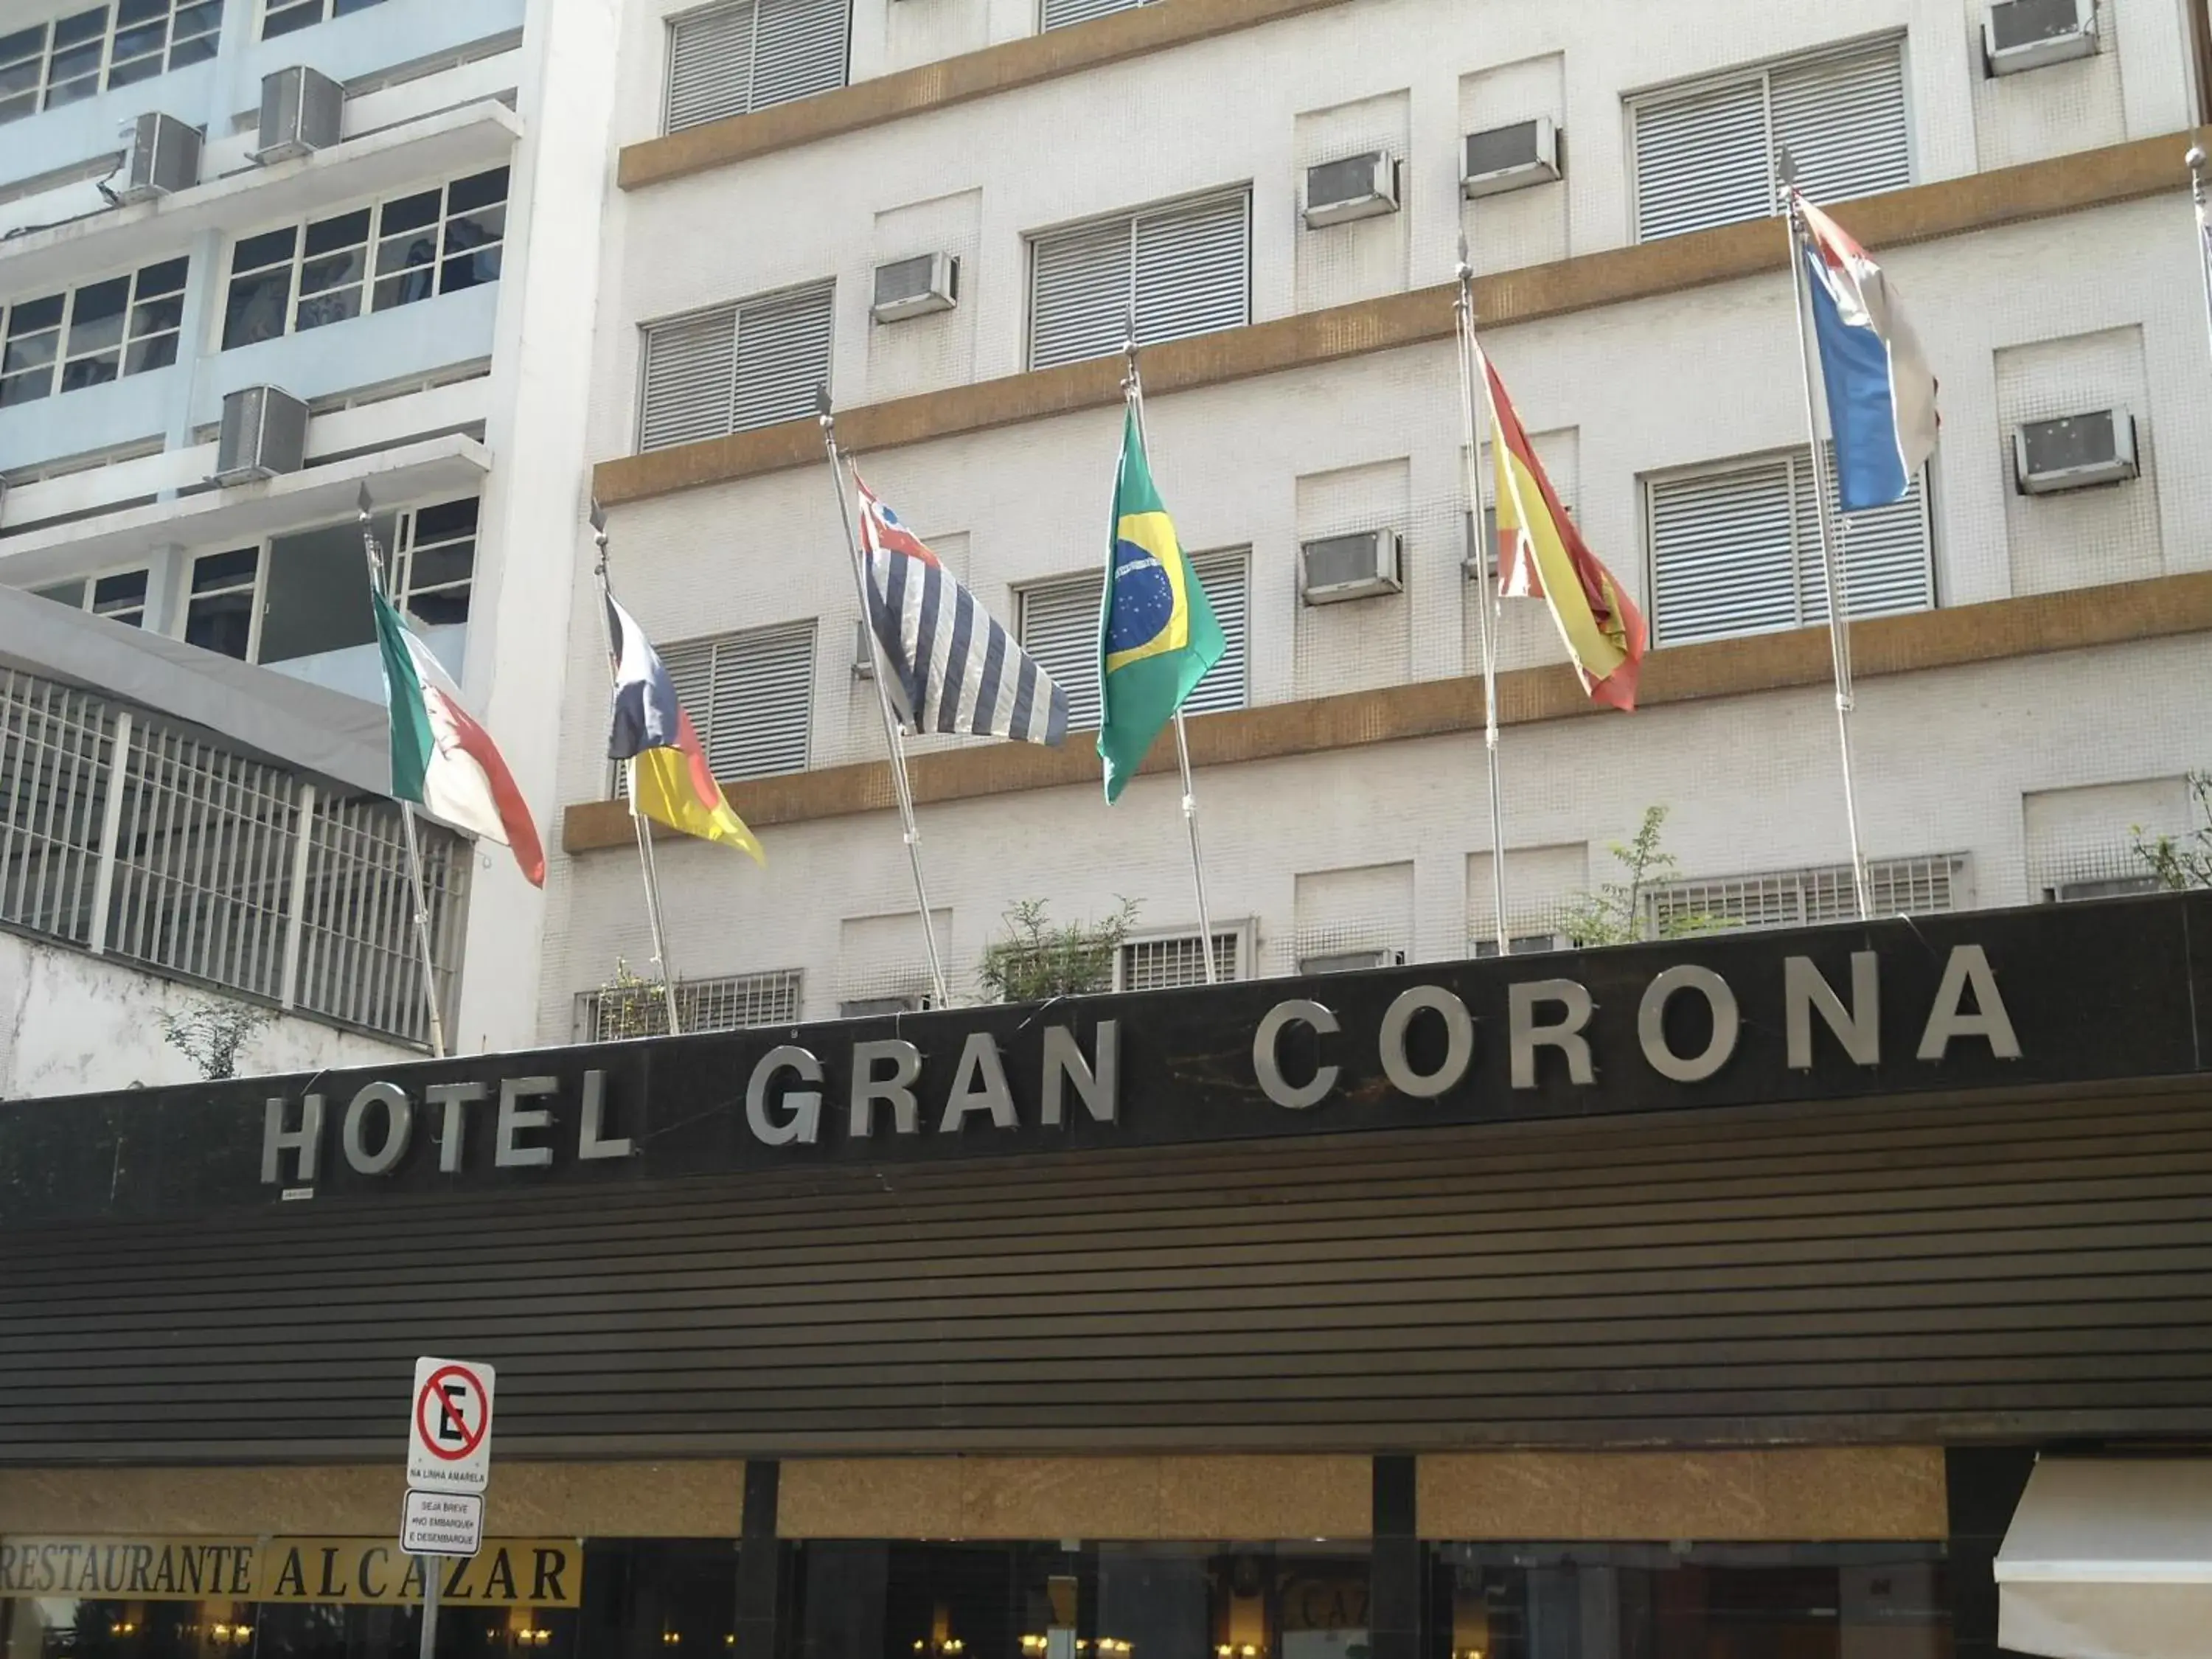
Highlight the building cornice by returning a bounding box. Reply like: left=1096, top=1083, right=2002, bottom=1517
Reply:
left=592, top=130, right=2205, bottom=509
left=617, top=0, right=1362, bottom=191
left=560, top=568, right=2212, bottom=852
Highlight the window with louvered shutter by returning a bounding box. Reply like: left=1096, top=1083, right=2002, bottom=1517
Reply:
left=1648, top=447, right=1931, bottom=646
left=1649, top=853, right=1964, bottom=933
left=1041, top=0, right=1154, bottom=31
left=664, top=0, right=847, bottom=134
left=1028, top=189, right=1248, bottom=369
left=1018, top=549, right=1248, bottom=730
left=636, top=282, right=831, bottom=453
left=1629, top=35, right=1908, bottom=243
left=660, top=620, right=816, bottom=779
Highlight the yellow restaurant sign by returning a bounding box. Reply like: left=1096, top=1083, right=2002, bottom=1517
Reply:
left=0, top=1539, right=580, bottom=1607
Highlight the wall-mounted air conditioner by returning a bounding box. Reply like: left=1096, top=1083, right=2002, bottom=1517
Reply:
left=852, top=617, right=877, bottom=679
left=252, top=66, right=344, bottom=164
left=2013, top=406, right=2137, bottom=493
left=212, top=386, right=309, bottom=485
left=1299, top=947, right=1407, bottom=975
left=1463, top=116, right=1561, bottom=198
left=1300, top=528, right=1402, bottom=603
left=1302, top=151, right=1399, bottom=229
left=871, top=251, right=959, bottom=323
left=117, top=112, right=201, bottom=203
left=1983, top=0, right=2097, bottom=74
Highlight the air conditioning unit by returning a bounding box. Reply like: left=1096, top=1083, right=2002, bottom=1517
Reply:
left=1463, top=116, right=1561, bottom=199
left=1983, top=0, right=2097, bottom=74
left=851, top=616, right=876, bottom=680
left=252, top=66, right=344, bottom=164
left=1299, top=947, right=1406, bottom=975
left=2013, top=406, right=2137, bottom=493
left=116, top=112, right=201, bottom=203
left=212, top=386, right=309, bottom=485
left=1302, top=151, right=1399, bottom=229
left=871, top=252, right=959, bottom=323
left=1300, top=528, right=1402, bottom=604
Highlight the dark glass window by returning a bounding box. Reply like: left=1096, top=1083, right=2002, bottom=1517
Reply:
left=224, top=227, right=299, bottom=349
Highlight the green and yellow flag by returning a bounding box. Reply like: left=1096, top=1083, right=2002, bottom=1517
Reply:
left=1096, top=406, right=1225, bottom=801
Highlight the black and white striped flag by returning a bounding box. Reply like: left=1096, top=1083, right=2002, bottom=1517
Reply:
left=856, top=476, right=1068, bottom=746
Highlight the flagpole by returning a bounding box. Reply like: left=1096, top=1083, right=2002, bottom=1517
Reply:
left=1121, top=331, right=1217, bottom=985
left=2188, top=145, right=2212, bottom=375
left=815, top=389, right=953, bottom=1009
left=1453, top=242, right=1512, bottom=958
left=588, top=501, right=684, bottom=1037
left=1780, top=157, right=1876, bottom=921
left=355, top=484, right=451, bottom=1060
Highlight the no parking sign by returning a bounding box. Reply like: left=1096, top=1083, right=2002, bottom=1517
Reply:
left=407, top=1355, right=495, bottom=1495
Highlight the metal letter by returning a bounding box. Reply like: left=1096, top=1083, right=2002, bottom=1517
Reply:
left=341, top=1082, right=412, bottom=1176
left=1637, top=964, right=1741, bottom=1083
left=1786, top=952, right=1880, bottom=1069
left=1378, top=984, right=1475, bottom=1099
left=849, top=1039, right=922, bottom=1136
left=1509, top=978, right=1595, bottom=1088
left=1253, top=999, right=1340, bottom=1110
left=1916, top=944, right=2022, bottom=1061
left=748, top=1046, right=823, bottom=1146
left=577, top=1068, right=632, bottom=1161
left=423, top=1082, right=485, bottom=1174
left=261, top=1094, right=324, bottom=1185
left=1040, top=1021, right=1118, bottom=1126
left=494, top=1077, right=558, bottom=1168
left=939, top=1032, right=1018, bottom=1133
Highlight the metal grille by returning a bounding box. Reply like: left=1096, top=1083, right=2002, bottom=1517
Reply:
left=658, top=619, right=816, bottom=780
left=1649, top=854, right=1967, bottom=935
left=665, top=0, right=848, bottom=133
left=0, top=666, right=465, bottom=1046
left=1119, top=932, right=1239, bottom=991
left=1040, top=0, right=1156, bottom=29
left=637, top=282, right=833, bottom=453
left=578, top=970, right=804, bottom=1040
left=1018, top=548, right=1248, bottom=730
left=1029, top=190, right=1248, bottom=370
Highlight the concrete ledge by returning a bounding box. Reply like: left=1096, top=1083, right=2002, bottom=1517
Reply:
left=560, top=569, right=2212, bottom=852
left=618, top=0, right=1358, bottom=189
left=592, top=131, right=2206, bottom=508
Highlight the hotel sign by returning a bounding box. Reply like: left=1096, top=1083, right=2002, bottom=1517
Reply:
left=0, top=1537, right=580, bottom=1606
left=2, top=894, right=2207, bottom=1225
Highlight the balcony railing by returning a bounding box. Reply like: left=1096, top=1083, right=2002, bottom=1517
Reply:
left=0, top=664, right=465, bottom=1046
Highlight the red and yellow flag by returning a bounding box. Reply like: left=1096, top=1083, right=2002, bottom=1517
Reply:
left=630, top=709, right=765, bottom=864
left=1484, top=355, right=1647, bottom=711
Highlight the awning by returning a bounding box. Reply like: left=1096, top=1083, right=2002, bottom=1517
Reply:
left=1995, top=1458, right=2212, bottom=1658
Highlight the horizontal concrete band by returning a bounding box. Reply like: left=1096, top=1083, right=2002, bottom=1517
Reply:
left=0, top=1449, right=1945, bottom=1542
left=560, top=567, right=2212, bottom=852
left=591, top=131, right=2205, bottom=509
left=617, top=0, right=1360, bottom=190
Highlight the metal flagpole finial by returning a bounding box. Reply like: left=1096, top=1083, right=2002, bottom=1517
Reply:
left=1121, top=308, right=1141, bottom=400
left=1455, top=229, right=1474, bottom=288
left=355, top=481, right=374, bottom=524
left=588, top=497, right=609, bottom=578
left=814, top=380, right=835, bottom=439
left=2189, top=143, right=2208, bottom=203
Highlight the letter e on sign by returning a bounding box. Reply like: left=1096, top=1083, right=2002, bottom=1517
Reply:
left=407, top=1355, right=495, bottom=1493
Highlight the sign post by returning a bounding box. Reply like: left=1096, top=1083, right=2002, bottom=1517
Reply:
left=406, top=1356, right=495, bottom=1659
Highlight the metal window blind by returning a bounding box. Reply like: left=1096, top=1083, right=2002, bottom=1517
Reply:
left=666, top=1, right=755, bottom=133
left=1121, top=932, right=1239, bottom=990
left=1649, top=853, right=1965, bottom=934
left=1649, top=448, right=1931, bottom=647
left=1029, top=190, right=1248, bottom=369
left=1040, top=0, right=1152, bottom=30
left=751, top=0, right=847, bottom=109
left=637, top=282, right=832, bottom=453
left=659, top=620, right=816, bottom=781
left=1630, top=35, right=1907, bottom=243
left=1018, top=548, right=1248, bottom=731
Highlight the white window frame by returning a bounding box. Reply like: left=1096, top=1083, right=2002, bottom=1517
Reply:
left=1115, top=922, right=1249, bottom=991
left=1025, top=186, right=1251, bottom=371
left=30, top=563, right=153, bottom=627
left=0, top=256, right=189, bottom=407
left=0, top=1, right=221, bottom=121
left=260, top=0, right=389, bottom=41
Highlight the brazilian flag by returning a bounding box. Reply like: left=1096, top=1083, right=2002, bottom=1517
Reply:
left=1097, top=406, right=1225, bottom=802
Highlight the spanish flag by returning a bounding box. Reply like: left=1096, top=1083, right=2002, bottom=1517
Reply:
left=1484, top=355, right=1647, bottom=711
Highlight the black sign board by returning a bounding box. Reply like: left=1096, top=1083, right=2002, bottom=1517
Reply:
left=4, top=891, right=2207, bottom=1228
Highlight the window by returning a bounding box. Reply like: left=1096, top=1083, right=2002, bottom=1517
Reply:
left=1028, top=189, right=1249, bottom=369
left=31, top=568, right=148, bottom=626
left=184, top=546, right=259, bottom=659
left=658, top=620, right=816, bottom=781
left=262, top=0, right=386, bottom=39
left=1119, top=930, right=1241, bottom=990
left=220, top=169, right=508, bottom=349
left=1649, top=852, right=1966, bottom=933
left=1017, top=547, right=1248, bottom=731
left=0, top=1, right=220, bottom=121
left=636, top=280, right=832, bottom=452
left=1629, top=35, right=1910, bottom=242
left=0, top=260, right=184, bottom=407
left=1040, top=0, right=1158, bottom=29
left=395, top=498, right=476, bottom=627
left=1471, top=932, right=1568, bottom=958
left=578, top=969, right=804, bottom=1040
left=664, top=0, right=848, bottom=133
left=1647, top=445, right=1932, bottom=647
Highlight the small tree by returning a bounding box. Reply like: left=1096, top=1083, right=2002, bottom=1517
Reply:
left=158, top=999, right=275, bottom=1082
left=978, top=899, right=1139, bottom=1004
left=2132, top=771, right=2212, bottom=891
left=1557, top=805, right=1732, bottom=947
left=592, top=956, right=673, bottom=1039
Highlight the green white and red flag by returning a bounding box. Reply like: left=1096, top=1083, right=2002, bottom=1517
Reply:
left=371, top=585, right=545, bottom=887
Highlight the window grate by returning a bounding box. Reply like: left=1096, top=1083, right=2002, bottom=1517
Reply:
left=1119, top=931, right=1238, bottom=991
left=1648, top=853, right=1966, bottom=935
left=1029, top=190, right=1248, bottom=370
left=579, top=969, right=803, bottom=1040
left=657, top=620, right=816, bottom=781
left=637, top=281, right=832, bottom=453
left=1017, top=547, right=1247, bottom=731
left=1040, top=0, right=1158, bottom=30
left=664, top=0, right=848, bottom=134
